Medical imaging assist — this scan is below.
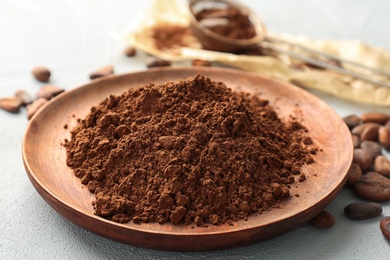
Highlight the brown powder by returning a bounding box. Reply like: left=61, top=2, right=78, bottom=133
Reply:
left=195, top=6, right=256, bottom=40
left=150, top=24, right=198, bottom=51
left=64, top=75, right=315, bottom=226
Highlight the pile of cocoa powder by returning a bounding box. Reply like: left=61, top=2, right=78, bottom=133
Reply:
left=64, top=75, right=316, bottom=226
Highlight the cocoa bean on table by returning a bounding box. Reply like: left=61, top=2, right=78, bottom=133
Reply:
left=353, top=148, right=373, bottom=172
left=344, top=202, right=382, bottom=220
left=14, top=89, right=34, bottom=106
left=89, top=65, right=114, bottom=80
left=310, top=210, right=336, bottom=229
left=354, top=172, right=390, bottom=202
left=380, top=216, right=390, bottom=242
left=36, top=85, right=64, bottom=100
left=361, top=112, right=390, bottom=125
left=374, top=155, right=390, bottom=178
left=343, top=114, right=361, bottom=129
left=346, top=163, right=363, bottom=187
left=0, top=97, right=23, bottom=113
left=360, top=140, right=382, bottom=159
left=32, top=66, right=51, bottom=82
left=352, top=123, right=380, bottom=141
left=378, top=126, right=390, bottom=151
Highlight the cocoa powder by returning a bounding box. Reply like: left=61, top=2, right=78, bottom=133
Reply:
left=195, top=6, right=256, bottom=40
left=150, top=24, right=198, bottom=51
left=64, top=75, right=315, bottom=226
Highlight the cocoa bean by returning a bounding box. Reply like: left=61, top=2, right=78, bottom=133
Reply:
left=36, top=85, right=64, bottom=100
left=343, top=114, right=361, bottom=129
left=346, top=163, right=362, bottom=187
left=351, top=123, right=380, bottom=141
left=352, top=135, right=361, bottom=148
left=344, top=202, right=382, bottom=220
left=14, top=89, right=34, bottom=106
left=360, top=140, right=382, bottom=159
left=353, top=148, right=373, bottom=172
left=0, top=97, right=23, bottom=113
left=32, top=66, right=51, bottom=82
left=374, top=155, right=390, bottom=178
left=124, top=46, right=136, bottom=57
left=26, top=98, right=48, bottom=120
left=380, top=216, right=390, bottom=242
left=309, top=210, right=336, bottom=229
left=378, top=126, right=390, bottom=151
left=89, top=65, right=114, bottom=80
left=354, top=172, right=390, bottom=202
left=146, top=58, right=171, bottom=68
left=361, top=112, right=390, bottom=125
left=192, top=59, right=212, bottom=67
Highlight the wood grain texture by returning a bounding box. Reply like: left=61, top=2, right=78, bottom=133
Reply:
left=22, top=67, right=352, bottom=251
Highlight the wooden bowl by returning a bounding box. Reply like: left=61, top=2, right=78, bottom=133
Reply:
left=188, top=0, right=266, bottom=52
left=22, top=67, right=352, bottom=251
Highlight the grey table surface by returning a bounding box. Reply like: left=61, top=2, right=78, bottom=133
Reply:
left=1, top=0, right=390, bottom=259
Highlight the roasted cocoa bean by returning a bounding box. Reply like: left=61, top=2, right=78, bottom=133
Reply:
left=378, top=126, right=390, bottom=151
left=310, top=210, right=336, bottom=229
left=353, top=148, right=373, bottom=172
left=344, top=202, right=382, bottom=220
left=89, top=65, right=114, bottom=80
left=124, top=46, right=136, bottom=57
left=192, top=59, right=212, bottom=67
left=36, top=85, right=65, bottom=100
left=26, top=97, right=48, bottom=120
left=32, top=66, right=51, bottom=82
left=352, top=135, right=361, bottom=148
left=380, top=216, right=390, bottom=242
left=346, top=163, right=362, bottom=187
left=343, top=114, right=361, bottom=129
left=0, top=97, right=23, bottom=113
left=352, top=123, right=380, bottom=141
left=374, top=155, right=390, bottom=178
left=360, top=140, right=382, bottom=159
left=14, top=89, right=34, bottom=106
left=354, top=172, right=390, bottom=202
left=361, top=112, right=390, bottom=125
left=146, top=58, right=171, bottom=68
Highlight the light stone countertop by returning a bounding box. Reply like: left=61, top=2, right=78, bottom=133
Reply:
left=1, top=0, right=390, bottom=259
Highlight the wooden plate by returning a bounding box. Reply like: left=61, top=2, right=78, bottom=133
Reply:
left=22, top=67, right=352, bottom=251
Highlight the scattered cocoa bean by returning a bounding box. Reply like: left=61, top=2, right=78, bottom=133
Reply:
left=124, top=46, right=136, bottom=57
left=353, top=148, right=373, bottom=172
left=354, top=172, right=390, bottom=202
left=380, top=216, right=390, bottom=242
left=360, top=140, right=382, bottom=159
left=351, top=123, right=380, bottom=141
left=378, top=126, right=390, bottom=151
left=352, top=135, right=361, bottom=148
left=36, top=85, right=64, bottom=100
left=26, top=98, right=48, bottom=120
left=14, top=89, right=34, bottom=106
left=32, top=66, right=51, bottom=82
left=346, top=163, right=362, bottom=187
left=344, top=202, right=382, bottom=220
left=89, top=65, right=114, bottom=80
left=343, top=114, right=361, bottom=129
left=374, top=155, right=390, bottom=178
left=0, top=97, right=23, bottom=113
left=192, top=59, right=212, bottom=66
left=384, top=120, right=390, bottom=129
left=146, top=58, right=171, bottom=68
left=361, top=112, right=390, bottom=125
left=310, top=210, right=336, bottom=229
